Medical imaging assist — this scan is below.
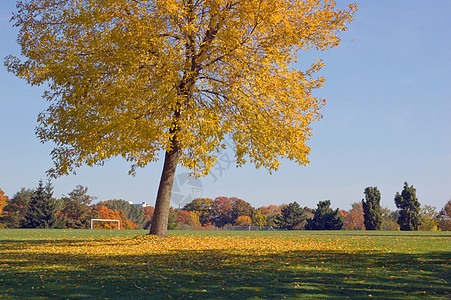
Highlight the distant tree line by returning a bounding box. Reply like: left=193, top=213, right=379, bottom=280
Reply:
left=0, top=181, right=149, bottom=230
left=0, top=181, right=450, bottom=231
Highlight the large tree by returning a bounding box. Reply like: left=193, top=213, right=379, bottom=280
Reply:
left=183, top=198, right=213, bottom=226
left=59, top=185, right=96, bottom=229
left=231, top=197, right=254, bottom=221
left=6, top=0, right=356, bottom=236
left=25, top=180, right=63, bottom=229
left=394, top=182, right=421, bottom=231
left=251, top=210, right=267, bottom=227
left=0, top=188, right=34, bottom=228
left=210, top=197, right=234, bottom=227
left=339, top=202, right=364, bottom=230
left=362, top=187, right=382, bottom=230
left=274, top=202, right=307, bottom=230
left=419, top=205, right=438, bottom=231
left=306, top=200, right=343, bottom=230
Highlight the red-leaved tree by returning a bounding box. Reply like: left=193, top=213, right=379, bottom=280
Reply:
left=0, top=188, right=9, bottom=215
left=340, top=202, right=365, bottom=230
left=92, top=205, right=137, bottom=229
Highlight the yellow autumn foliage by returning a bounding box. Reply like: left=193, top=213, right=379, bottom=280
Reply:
left=6, top=0, right=356, bottom=177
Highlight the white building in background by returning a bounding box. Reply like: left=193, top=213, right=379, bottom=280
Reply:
left=128, top=201, right=149, bottom=208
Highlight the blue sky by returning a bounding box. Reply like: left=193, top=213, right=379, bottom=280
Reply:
left=1, top=1, right=450, bottom=211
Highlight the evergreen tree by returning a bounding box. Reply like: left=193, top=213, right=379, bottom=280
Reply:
left=59, top=185, right=96, bottom=229
left=362, top=187, right=382, bottom=230
left=274, top=202, right=307, bottom=230
left=394, top=182, right=421, bottom=231
left=25, top=180, right=63, bottom=228
left=306, top=200, right=343, bottom=230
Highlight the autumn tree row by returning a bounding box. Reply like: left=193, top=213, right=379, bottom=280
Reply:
left=340, top=183, right=450, bottom=231
left=1, top=181, right=450, bottom=231
left=168, top=183, right=449, bottom=231
left=0, top=181, right=152, bottom=229
left=171, top=182, right=451, bottom=231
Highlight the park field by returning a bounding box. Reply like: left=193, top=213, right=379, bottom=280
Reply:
left=0, top=230, right=449, bottom=299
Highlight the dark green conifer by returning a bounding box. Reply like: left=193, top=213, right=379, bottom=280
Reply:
left=274, top=202, right=306, bottom=230
left=394, top=182, right=421, bottom=231
left=306, top=200, right=343, bottom=230
left=59, top=185, right=96, bottom=229
left=25, top=180, right=63, bottom=228
left=362, top=187, right=382, bottom=230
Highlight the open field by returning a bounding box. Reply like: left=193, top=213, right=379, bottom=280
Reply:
left=0, top=230, right=450, bottom=299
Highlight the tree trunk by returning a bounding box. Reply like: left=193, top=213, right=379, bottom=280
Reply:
left=149, top=143, right=181, bottom=237
left=150, top=25, right=195, bottom=236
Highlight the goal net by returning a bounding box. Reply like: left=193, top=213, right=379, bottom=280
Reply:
left=91, top=219, right=121, bottom=230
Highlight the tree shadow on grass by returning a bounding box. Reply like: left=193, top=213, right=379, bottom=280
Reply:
left=0, top=239, right=449, bottom=299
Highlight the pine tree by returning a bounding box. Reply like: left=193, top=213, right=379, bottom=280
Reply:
left=394, top=182, right=421, bottom=231
left=59, top=185, right=96, bottom=229
left=306, top=200, right=343, bottom=230
left=274, top=202, right=306, bottom=230
left=25, top=180, right=63, bottom=229
left=362, top=187, right=382, bottom=230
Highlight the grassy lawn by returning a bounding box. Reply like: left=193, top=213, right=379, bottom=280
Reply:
left=0, top=230, right=449, bottom=299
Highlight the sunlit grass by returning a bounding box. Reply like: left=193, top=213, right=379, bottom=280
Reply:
left=0, top=229, right=449, bottom=299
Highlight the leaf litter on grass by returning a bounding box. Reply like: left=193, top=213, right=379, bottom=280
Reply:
left=0, top=230, right=449, bottom=299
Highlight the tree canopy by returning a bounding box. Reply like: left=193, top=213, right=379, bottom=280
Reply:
left=306, top=200, right=343, bottom=230
left=6, top=0, right=356, bottom=236
left=0, top=188, right=34, bottom=228
left=0, top=188, right=9, bottom=215
left=339, top=202, right=364, bottom=230
left=274, top=202, right=307, bottom=230
left=97, top=199, right=146, bottom=228
left=437, top=200, right=451, bottom=231
left=59, top=185, right=96, bottom=229
left=362, top=187, right=382, bottom=230
left=394, top=182, right=421, bottom=231
left=183, top=197, right=213, bottom=226
left=25, top=180, right=63, bottom=229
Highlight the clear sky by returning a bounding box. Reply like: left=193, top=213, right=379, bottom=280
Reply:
left=1, top=1, right=450, bottom=211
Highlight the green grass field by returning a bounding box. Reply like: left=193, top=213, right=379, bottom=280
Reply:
left=0, top=229, right=449, bottom=299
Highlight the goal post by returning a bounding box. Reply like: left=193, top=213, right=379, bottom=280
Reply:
left=91, top=219, right=121, bottom=230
